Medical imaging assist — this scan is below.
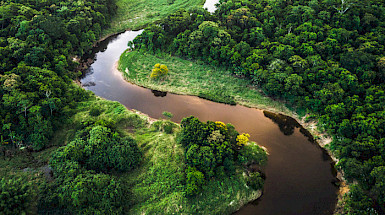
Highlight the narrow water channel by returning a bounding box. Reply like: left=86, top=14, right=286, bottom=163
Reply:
left=80, top=2, right=338, bottom=214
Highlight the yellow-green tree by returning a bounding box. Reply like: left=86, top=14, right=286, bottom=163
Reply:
left=150, top=63, right=168, bottom=79
left=236, top=133, right=250, bottom=146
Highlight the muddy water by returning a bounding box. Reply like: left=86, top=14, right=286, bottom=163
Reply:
left=81, top=30, right=338, bottom=215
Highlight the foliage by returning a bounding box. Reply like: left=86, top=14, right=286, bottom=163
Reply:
left=236, top=133, right=250, bottom=146
left=47, top=122, right=141, bottom=213
left=126, top=125, right=262, bottom=215
left=150, top=63, right=169, bottom=79
left=104, top=0, right=206, bottom=35
left=246, top=172, right=264, bottom=191
left=0, top=175, right=37, bottom=215
left=151, top=120, right=178, bottom=134
left=0, top=0, right=116, bottom=151
left=131, top=1, right=385, bottom=212
left=179, top=116, right=266, bottom=196
left=51, top=125, right=142, bottom=174
left=185, top=166, right=205, bottom=196
left=238, top=143, right=268, bottom=166
left=162, top=111, right=174, bottom=119
left=118, top=50, right=289, bottom=111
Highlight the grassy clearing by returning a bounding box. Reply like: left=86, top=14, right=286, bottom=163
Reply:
left=123, top=125, right=261, bottom=214
left=103, top=0, right=205, bottom=36
left=119, top=50, right=293, bottom=114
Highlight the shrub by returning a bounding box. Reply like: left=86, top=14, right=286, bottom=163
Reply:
left=162, top=111, right=173, bottom=119
left=236, top=133, right=250, bottom=146
left=198, top=91, right=236, bottom=105
left=238, top=143, right=268, bottom=165
left=152, top=120, right=177, bottom=134
left=246, top=172, right=264, bottom=190
left=150, top=63, right=168, bottom=79
left=89, top=106, right=102, bottom=116
left=0, top=175, right=37, bottom=214
left=185, top=167, right=205, bottom=196
left=51, top=125, right=141, bottom=173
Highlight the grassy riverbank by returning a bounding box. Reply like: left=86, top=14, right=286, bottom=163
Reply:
left=1, top=93, right=263, bottom=213
left=125, top=127, right=262, bottom=214
left=103, top=0, right=205, bottom=36
left=71, top=98, right=264, bottom=214
left=118, top=49, right=348, bottom=214
left=119, top=50, right=293, bottom=115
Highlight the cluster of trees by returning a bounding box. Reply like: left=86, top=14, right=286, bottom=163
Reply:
left=41, top=122, right=142, bottom=213
left=179, top=116, right=267, bottom=196
left=0, top=0, right=130, bottom=213
left=0, top=175, right=37, bottom=214
left=0, top=0, right=116, bottom=151
left=132, top=0, right=385, bottom=213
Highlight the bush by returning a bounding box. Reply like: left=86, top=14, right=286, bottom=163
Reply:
left=57, top=173, right=129, bottom=214
left=152, top=120, right=177, bottom=134
left=185, top=167, right=205, bottom=196
left=246, top=172, right=264, bottom=190
left=198, top=91, right=236, bottom=105
left=236, top=133, right=250, bottom=146
left=89, top=106, right=102, bottom=116
left=238, top=143, right=268, bottom=165
left=49, top=125, right=138, bottom=214
left=0, top=175, right=37, bottom=214
left=180, top=116, right=267, bottom=196
left=150, top=63, right=168, bottom=79
left=51, top=125, right=142, bottom=173
left=162, top=111, right=173, bottom=119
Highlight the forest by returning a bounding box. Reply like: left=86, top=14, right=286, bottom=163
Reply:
left=0, top=1, right=267, bottom=213
left=131, top=0, right=385, bottom=214
left=1, top=0, right=385, bottom=214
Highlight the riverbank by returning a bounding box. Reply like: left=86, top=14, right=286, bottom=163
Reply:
left=118, top=51, right=293, bottom=114
left=102, top=0, right=206, bottom=37
left=118, top=50, right=347, bottom=213
left=62, top=96, right=267, bottom=214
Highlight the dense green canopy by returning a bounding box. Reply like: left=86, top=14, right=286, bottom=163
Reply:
left=0, top=0, right=116, bottom=151
left=133, top=1, right=385, bottom=213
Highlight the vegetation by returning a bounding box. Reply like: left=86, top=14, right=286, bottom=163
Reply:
left=162, top=111, right=174, bottom=119
left=1, top=0, right=269, bottom=214
left=0, top=174, right=37, bottom=214
left=103, top=0, right=206, bottom=35
left=128, top=1, right=385, bottom=213
left=126, top=120, right=266, bottom=214
left=150, top=63, right=169, bottom=79
left=119, top=50, right=290, bottom=110
left=32, top=97, right=148, bottom=214
left=180, top=116, right=266, bottom=196
left=1, top=94, right=267, bottom=213
left=0, top=0, right=116, bottom=151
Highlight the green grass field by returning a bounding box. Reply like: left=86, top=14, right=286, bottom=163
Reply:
left=103, top=0, right=205, bottom=36
left=119, top=50, right=293, bottom=115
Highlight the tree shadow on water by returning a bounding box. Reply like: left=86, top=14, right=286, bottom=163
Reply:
left=151, top=89, right=167, bottom=97
left=263, top=111, right=315, bottom=143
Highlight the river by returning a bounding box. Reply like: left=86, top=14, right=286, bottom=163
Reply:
left=80, top=1, right=338, bottom=214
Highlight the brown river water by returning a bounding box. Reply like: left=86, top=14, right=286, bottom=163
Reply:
left=80, top=2, right=338, bottom=213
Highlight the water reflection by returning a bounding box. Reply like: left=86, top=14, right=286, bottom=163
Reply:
left=264, top=111, right=316, bottom=143
left=81, top=29, right=338, bottom=215
left=263, top=111, right=298, bottom=136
